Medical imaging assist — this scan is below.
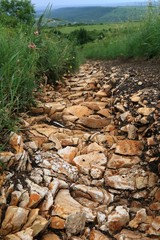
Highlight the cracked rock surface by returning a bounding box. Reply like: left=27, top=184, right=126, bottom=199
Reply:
left=0, top=59, right=160, bottom=239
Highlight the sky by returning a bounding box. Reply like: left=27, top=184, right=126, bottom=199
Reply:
left=31, top=0, right=147, bottom=9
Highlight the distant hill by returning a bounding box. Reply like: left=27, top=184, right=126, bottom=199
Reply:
left=50, top=6, right=147, bottom=23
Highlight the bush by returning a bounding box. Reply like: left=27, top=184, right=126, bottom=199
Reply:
left=68, top=28, right=94, bottom=45
left=0, top=0, right=35, bottom=26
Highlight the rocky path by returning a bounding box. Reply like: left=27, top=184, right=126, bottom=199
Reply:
left=0, top=60, right=159, bottom=240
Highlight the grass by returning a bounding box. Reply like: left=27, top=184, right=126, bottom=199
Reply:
left=57, top=22, right=140, bottom=34
left=77, top=4, right=160, bottom=60
left=0, top=24, right=79, bottom=134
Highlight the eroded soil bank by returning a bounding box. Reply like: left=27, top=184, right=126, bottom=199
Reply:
left=0, top=59, right=159, bottom=240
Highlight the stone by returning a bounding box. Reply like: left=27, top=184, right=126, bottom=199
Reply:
left=23, top=209, right=39, bottom=229
left=25, top=179, right=48, bottom=207
left=107, top=154, right=140, bottom=169
left=10, top=191, right=22, bottom=206
left=63, top=105, right=93, bottom=118
left=147, top=216, right=160, bottom=236
left=0, top=206, right=29, bottom=235
left=96, top=90, right=107, bottom=97
left=137, top=107, right=155, bottom=116
left=29, top=215, right=48, bottom=236
left=83, top=142, right=104, bottom=154
left=65, top=212, right=86, bottom=235
left=9, top=132, right=24, bottom=153
left=127, top=124, right=138, bottom=139
left=89, top=229, right=110, bottom=240
left=129, top=209, right=147, bottom=228
left=48, top=135, right=62, bottom=149
left=58, top=146, right=78, bottom=164
left=36, top=151, right=79, bottom=181
left=73, top=152, right=107, bottom=174
left=52, top=189, right=95, bottom=221
left=0, top=152, right=14, bottom=164
left=105, top=169, right=135, bottom=190
left=115, top=229, right=153, bottom=240
left=4, top=228, right=33, bottom=240
left=115, top=140, right=144, bottom=156
left=82, top=101, right=107, bottom=111
left=107, top=206, right=130, bottom=233
left=41, top=233, right=61, bottom=240
left=97, top=109, right=112, bottom=118
left=79, top=116, right=111, bottom=129
left=71, top=184, right=113, bottom=205
left=44, top=102, right=65, bottom=115
left=50, top=216, right=65, bottom=229
left=130, top=94, right=141, bottom=102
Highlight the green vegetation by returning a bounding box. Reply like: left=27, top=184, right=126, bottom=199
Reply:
left=0, top=2, right=79, bottom=134
left=51, top=6, right=147, bottom=24
left=0, top=0, right=35, bottom=26
left=80, top=6, right=160, bottom=60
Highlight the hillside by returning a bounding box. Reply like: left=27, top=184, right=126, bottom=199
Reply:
left=51, top=6, right=147, bottom=23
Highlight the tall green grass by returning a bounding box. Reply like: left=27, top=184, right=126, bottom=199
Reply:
left=82, top=3, right=160, bottom=60
left=0, top=24, right=79, bottom=133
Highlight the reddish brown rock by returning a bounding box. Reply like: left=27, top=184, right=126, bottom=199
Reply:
left=65, top=212, right=86, bottom=235
left=107, top=154, right=140, bottom=169
left=58, top=146, right=78, bottom=164
left=41, top=233, right=61, bottom=240
left=73, top=152, right=107, bottom=174
left=0, top=206, right=29, bottom=236
left=89, top=229, right=110, bottom=240
left=63, top=105, right=93, bottom=118
left=107, top=206, right=130, bottom=233
left=4, top=228, right=33, bottom=240
left=52, top=189, right=95, bottom=221
left=50, top=216, right=65, bottom=229
left=115, top=140, right=144, bottom=156
left=79, top=116, right=111, bottom=129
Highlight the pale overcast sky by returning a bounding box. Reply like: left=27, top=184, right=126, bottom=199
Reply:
left=31, top=0, right=147, bottom=9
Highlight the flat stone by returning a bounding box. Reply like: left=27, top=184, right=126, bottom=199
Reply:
left=65, top=212, right=86, bottom=235
left=50, top=216, right=65, bottom=229
left=97, top=109, right=112, bottom=118
left=79, top=116, right=111, bottom=129
left=9, top=132, right=24, bottom=153
left=107, top=154, right=140, bottom=169
left=115, top=140, right=144, bottom=156
left=83, top=142, right=104, bottom=154
left=115, top=229, right=154, bottom=240
left=147, top=216, right=160, bottom=236
left=73, top=152, right=107, bottom=174
left=5, top=228, right=33, bottom=240
left=107, top=206, right=130, bottom=233
left=95, top=90, right=107, bottom=97
left=0, top=152, right=14, bottom=164
left=0, top=206, right=29, bottom=235
left=63, top=105, right=93, bottom=118
left=41, top=233, right=61, bottom=240
left=105, top=169, right=135, bottom=190
left=71, top=184, right=113, bottom=205
left=29, top=215, right=48, bottom=237
left=44, top=102, right=65, bottom=115
left=36, top=151, right=79, bottom=181
left=52, top=189, right=95, bottom=221
left=89, top=229, right=110, bottom=240
left=58, top=146, right=78, bottom=164
left=137, top=107, right=155, bottom=116
left=82, top=102, right=107, bottom=111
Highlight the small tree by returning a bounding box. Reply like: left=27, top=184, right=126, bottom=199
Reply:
left=0, top=0, right=35, bottom=26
